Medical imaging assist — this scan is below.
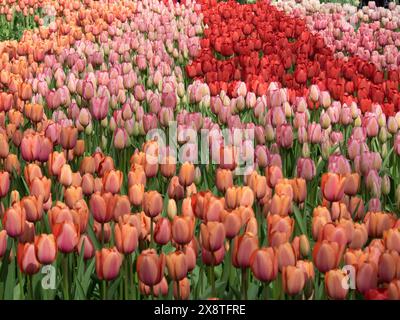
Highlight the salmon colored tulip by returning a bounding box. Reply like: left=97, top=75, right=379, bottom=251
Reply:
left=325, top=269, right=349, bottom=300
left=282, top=265, right=305, bottom=296
left=250, top=247, right=278, bottom=282
left=172, top=216, right=195, bottom=245
left=154, top=217, right=171, bottom=245
left=77, top=234, right=95, bottom=260
left=114, top=222, right=138, bottom=254
left=102, top=170, right=123, bottom=194
left=200, top=221, right=226, bottom=252
left=95, top=247, right=123, bottom=281
left=143, top=191, right=163, bottom=218
left=232, top=232, right=258, bottom=269
left=321, top=173, right=346, bottom=202
left=53, top=221, right=79, bottom=253
left=166, top=251, right=188, bottom=281
left=3, top=203, right=26, bottom=237
left=34, top=234, right=57, bottom=265
left=173, top=278, right=190, bottom=300
left=313, top=240, right=344, bottom=273
left=137, top=249, right=165, bottom=286
left=17, top=242, right=41, bottom=275
left=179, top=162, right=195, bottom=187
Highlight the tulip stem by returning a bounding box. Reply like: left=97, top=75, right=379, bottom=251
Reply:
left=241, top=268, right=248, bottom=300
left=150, top=218, right=154, bottom=249
left=101, top=223, right=105, bottom=247
left=263, top=282, right=269, bottom=300
left=209, top=266, right=216, bottom=297
left=27, top=275, right=33, bottom=300
left=124, top=257, right=129, bottom=299
left=102, top=280, right=107, bottom=300
left=63, top=253, right=69, bottom=300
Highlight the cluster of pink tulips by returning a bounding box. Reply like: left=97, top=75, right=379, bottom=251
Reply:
left=0, top=0, right=400, bottom=300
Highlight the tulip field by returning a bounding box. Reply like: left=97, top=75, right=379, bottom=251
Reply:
left=1, top=0, right=400, bottom=301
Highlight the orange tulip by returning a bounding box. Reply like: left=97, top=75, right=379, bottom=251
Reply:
left=21, top=195, right=43, bottom=222
left=172, top=216, right=195, bottom=245
left=384, top=228, right=400, bottom=253
left=222, top=211, right=241, bottom=239
left=313, top=240, right=344, bottom=273
left=232, top=232, right=258, bottom=268
left=356, top=261, right=378, bottom=294
left=79, top=156, right=96, bottom=175
left=325, top=269, right=348, bottom=300
left=321, top=173, right=345, bottom=202
left=137, top=249, right=165, bottom=286
left=143, top=191, right=163, bottom=218
left=53, top=221, right=79, bottom=253
left=77, top=234, right=95, bottom=260
left=282, top=265, right=305, bottom=296
left=60, top=126, right=78, bottom=150
left=0, top=230, right=8, bottom=258
left=200, top=221, right=226, bottom=252
left=3, top=203, right=26, bottom=237
left=364, top=212, right=396, bottom=238
left=215, top=168, right=233, bottom=193
left=114, top=222, right=138, bottom=254
left=102, top=169, right=123, bottom=194
left=166, top=251, right=188, bottom=281
left=154, top=217, right=171, bottom=245
left=173, top=278, right=190, bottom=300
left=17, top=242, right=41, bottom=275
left=95, top=247, right=123, bottom=281
left=250, top=247, right=278, bottom=282
left=48, top=151, right=66, bottom=176
left=35, top=234, right=57, bottom=265
left=0, top=171, right=10, bottom=198
left=178, top=162, right=195, bottom=187
left=128, top=183, right=144, bottom=206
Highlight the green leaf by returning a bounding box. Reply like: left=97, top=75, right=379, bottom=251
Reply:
left=107, top=277, right=122, bottom=299
left=4, top=257, right=16, bottom=300
left=293, top=204, right=307, bottom=237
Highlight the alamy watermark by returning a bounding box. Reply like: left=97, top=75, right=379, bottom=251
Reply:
left=145, top=122, right=255, bottom=176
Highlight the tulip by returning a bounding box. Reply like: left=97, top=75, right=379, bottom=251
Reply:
left=173, top=278, right=190, bottom=300
left=232, top=232, right=258, bottom=269
left=53, top=222, right=79, bottom=253
left=313, top=240, right=344, bottom=273
left=143, top=191, right=163, bottom=218
left=0, top=230, right=8, bottom=258
left=137, top=249, right=165, bottom=287
left=172, top=216, right=195, bottom=246
left=0, top=171, right=10, bottom=198
left=200, top=222, right=226, bottom=252
left=17, top=243, right=41, bottom=275
left=35, top=234, right=57, bottom=265
left=179, top=162, right=195, bottom=187
left=282, top=265, right=305, bottom=296
left=77, top=234, right=95, bottom=260
left=166, top=251, right=188, bottom=281
left=321, top=173, right=346, bottom=202
left=60, top=126, right=78, bottom=150
left=250, top=247, right=278, bottom=282
left=114, top=222, right=138, bottom=254
left=154, top=218, right=171, bottom=245
left=96, top=247, right=123, bottom=281
left=3, top=204, right=26, bottom=238
left=102, top=170, right=123, bottom=194
left=325, top=269, right=349, bottom=300
left=356, top=261, right=378, bottom=294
